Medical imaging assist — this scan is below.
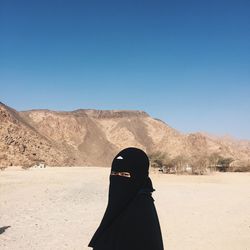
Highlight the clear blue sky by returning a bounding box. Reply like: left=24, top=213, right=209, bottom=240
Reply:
left=1, top=0, right=250, bottom=139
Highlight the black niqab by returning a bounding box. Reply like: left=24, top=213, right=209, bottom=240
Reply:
left=88, top=147, right=164, bottom=250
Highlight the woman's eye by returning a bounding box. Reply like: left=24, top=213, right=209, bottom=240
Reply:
left=110, top=171, right=131, bottom=178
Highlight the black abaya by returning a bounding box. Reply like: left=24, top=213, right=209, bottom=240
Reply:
left=88, top=147, right=164, bottom=250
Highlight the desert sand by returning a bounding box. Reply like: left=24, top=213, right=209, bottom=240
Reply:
left=0, top=167, right=250, bottom=250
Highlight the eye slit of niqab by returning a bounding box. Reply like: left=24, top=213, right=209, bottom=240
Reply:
left=110, top=171, right=131, bottom=178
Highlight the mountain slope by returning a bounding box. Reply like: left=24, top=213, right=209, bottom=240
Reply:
left=0, top=103, right=71, bottom=167
left=1, top=102, right=250, bottom=167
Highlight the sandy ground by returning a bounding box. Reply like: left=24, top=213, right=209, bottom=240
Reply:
left=0, top=167, right=250, bottom=250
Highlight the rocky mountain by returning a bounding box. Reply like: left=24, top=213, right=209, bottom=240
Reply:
left=0, top=102, right=249, bottom=167
left=0, top=102, right=72, bottom=167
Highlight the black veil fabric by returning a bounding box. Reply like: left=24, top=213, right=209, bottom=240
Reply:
left=88, top=147, right=164, bottom=250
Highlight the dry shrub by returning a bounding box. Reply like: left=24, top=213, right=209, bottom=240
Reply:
left=21, top=162, right=33, bottom=170
left=230, top=161, right=250, bottom=172
left=149, top=151, right=170, bottom=169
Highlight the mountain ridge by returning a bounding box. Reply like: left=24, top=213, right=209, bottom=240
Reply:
left=1, top=102, right=249, bottom=167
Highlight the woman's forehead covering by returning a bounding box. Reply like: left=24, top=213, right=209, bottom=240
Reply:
left=111, top=147, right=149, bottom=174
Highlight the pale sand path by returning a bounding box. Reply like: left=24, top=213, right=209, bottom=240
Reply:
left=0, top=167, right=250, bottom=250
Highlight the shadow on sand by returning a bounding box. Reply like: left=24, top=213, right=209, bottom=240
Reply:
left=0, top=226, right=11, bottom=235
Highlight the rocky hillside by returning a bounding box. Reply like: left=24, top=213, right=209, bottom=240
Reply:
left=0, top=102, right=249, bottom=167
left=0, top=103, right=71, bottom=167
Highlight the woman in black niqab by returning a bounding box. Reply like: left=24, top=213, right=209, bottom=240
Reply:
left=88, top=147, right=164, bottom=250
